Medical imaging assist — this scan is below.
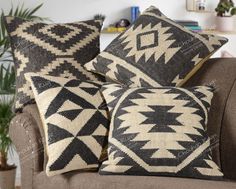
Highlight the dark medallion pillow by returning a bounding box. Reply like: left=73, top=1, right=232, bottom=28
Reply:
left=99, top=83, right=223, bottom=180
left=4, top=16, right=104, bottom=112
left=25, top=73, right=109, bottom=176
left=85, top=6, right=227, bottom=88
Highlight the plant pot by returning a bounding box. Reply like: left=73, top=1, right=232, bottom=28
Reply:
left=216, top=16, right=235, bottom=32
left=0, top=167, right=16, bottom=189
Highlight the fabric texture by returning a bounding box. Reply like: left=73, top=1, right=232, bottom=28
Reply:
left=85, top=6, right=228, bottom=88
left=4, top=16, right=104, bottom=112
left=100, top=83, right=223, bottom=180
left=25, top=73, right=109, bottom=176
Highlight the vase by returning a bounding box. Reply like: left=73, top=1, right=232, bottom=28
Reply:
left=216, top=16, right=235, bottom=32
left=0, top=167, right=16, bottom=189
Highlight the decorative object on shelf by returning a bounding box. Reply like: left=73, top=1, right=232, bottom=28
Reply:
left=186, top=0, right=213, bottom=12
left=215, top=0, right=236, bottom=31
left=116, top=19, right=130, bottom=28
left=196, top=0, right=206, bottom=10
left=103, top=19, right=130, bottom=33
left=94, top=14, right=106, bottom=21
left=131, top=6, right=140, bottom=23
left=186, top=0, right=197, bottom=11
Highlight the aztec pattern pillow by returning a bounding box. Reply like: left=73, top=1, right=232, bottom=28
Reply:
left=4, top=16, right=104, bottom=112
left=25, top=73, right=109, bottom=176
left=85, top=6, right=228, bottom=87
left=99, top=83, right=223, bottom=180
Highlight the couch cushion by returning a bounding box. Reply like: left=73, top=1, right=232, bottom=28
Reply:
left=85, top=6, right=227, bottom=88
left=4, top=16, right=104, bottom=112
left=26, top=74, right=109, bottom=176
left=99, top=83, right=222, bottom=180
left=34, top=172, right=236, bottom=189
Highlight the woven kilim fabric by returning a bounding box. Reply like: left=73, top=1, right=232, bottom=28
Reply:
left=25, top=73, right=109, bottom=176
left=85, top=6, right=227, bottom=88
left=100, top=83, right=223, bottom=180
left=4, top=16, right=104, bottom=112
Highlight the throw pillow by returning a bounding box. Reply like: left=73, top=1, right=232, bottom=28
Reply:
left=4, top=16, right=104, bottom=112
left=25, top=73, right=109, bottom=176
left=85, top=6, right=228, bottom=88
left=99, top=83, right=223, bottom=180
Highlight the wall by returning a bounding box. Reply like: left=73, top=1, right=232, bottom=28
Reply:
left=0, top=0, right=236, bottom=185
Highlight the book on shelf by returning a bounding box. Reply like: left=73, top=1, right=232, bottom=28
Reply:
left=174, top=20, right=199, bottom=27
left=175, top=20, right=202, bottom=32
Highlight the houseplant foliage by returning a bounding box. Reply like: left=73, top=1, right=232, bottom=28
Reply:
left=0, top=3, right=46, bottom=189
left=216, top=0, right=236, bottom=16
left=215, top=0, right=236, bottom=31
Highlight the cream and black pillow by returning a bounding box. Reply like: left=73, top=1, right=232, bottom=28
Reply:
left=25, top=74, right=109, bottom=176
left=85, top=6, right=227, bottom=87
left=99, top=83, right=223, bottom=180
left=4, top=16, right=104, bottom=112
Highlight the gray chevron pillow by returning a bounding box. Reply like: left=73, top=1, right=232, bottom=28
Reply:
left=4, top=16, right=104, bottom=112
left=25, top=73, right=109, bottom=176
left=99, top=83, right=223, bottom=180
left=85, top=6, right=227, bottom=88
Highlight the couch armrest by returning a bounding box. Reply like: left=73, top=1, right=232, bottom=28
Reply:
left=221, top=78, right=236, bottom=180
left=9, top=113, right=44, bottom=189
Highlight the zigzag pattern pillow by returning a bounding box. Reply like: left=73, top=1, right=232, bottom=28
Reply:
left=85, top=6, right=228, bottom=88
left=100, top=83, right=223, bottom=180
left=25, top=74, right=109, bottom=176
left=4, top=16, right=104, bottom=112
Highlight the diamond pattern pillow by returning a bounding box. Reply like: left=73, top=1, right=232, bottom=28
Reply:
left=25, top=73, right=109, bottom=176
left=99, top=83, right=223, bottom=180
left=4, top=16, right=104, bottom=112
left=85, top=6, right=228, bottom=88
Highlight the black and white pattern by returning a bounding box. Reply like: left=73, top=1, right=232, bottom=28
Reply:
left=85, top=6, right=228, bottom=88
left=25, top=74, right=109, bottom=176
left=100, top=83, right=223, bottom=180
left=4, top=16, right=104, bottom=112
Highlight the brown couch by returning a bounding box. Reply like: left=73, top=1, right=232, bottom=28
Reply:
left=10, top=58, right=236, bottom=189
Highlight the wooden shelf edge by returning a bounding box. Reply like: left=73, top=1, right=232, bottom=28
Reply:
left=187, top=10, right=214, bottom=13
left=202, top=29, right=236, bottom=35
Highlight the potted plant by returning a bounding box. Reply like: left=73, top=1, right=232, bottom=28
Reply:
left=0, top=65, right=15, bottom=189
left=0, top=3, right=47, bottom=188
left=215, top=0, right=236, bottom=31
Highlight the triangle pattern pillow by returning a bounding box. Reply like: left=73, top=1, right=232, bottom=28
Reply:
left=4, top=16, right=105, bottom=112
left=85, top=6, right=228, bottom=87
left=25, top=73, right=109, bottom=176
left=99, top=83, right=223, bottom=180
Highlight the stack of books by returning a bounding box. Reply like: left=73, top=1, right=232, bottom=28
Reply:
left=175, top=20, right=202, bottom=33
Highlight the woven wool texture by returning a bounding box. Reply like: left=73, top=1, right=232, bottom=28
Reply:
left=25, top=74, right=109, bottom=176
left=100, top=83, right=223, bottom=180
left=4, top=16, right=104, bottom=112
left=85, top=6, right=228, bottom=88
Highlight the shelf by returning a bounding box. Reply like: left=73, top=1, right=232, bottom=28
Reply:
left=187, top=10, right=214, bottom=13
left=202, top=29, right=236, bottom=35
left=101, top=30, right=121, bottom=34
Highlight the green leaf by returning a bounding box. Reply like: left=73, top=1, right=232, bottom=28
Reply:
left=231, top=7, right=236, bottom=15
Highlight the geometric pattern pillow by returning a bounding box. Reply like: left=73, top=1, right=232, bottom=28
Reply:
left=99, top=83, right=223, bottom=180
left=25, top=73, right=109, bottom=176
left=4, top=16, right=104, bottom=112
left=85, top=6, right=228, bottom=88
